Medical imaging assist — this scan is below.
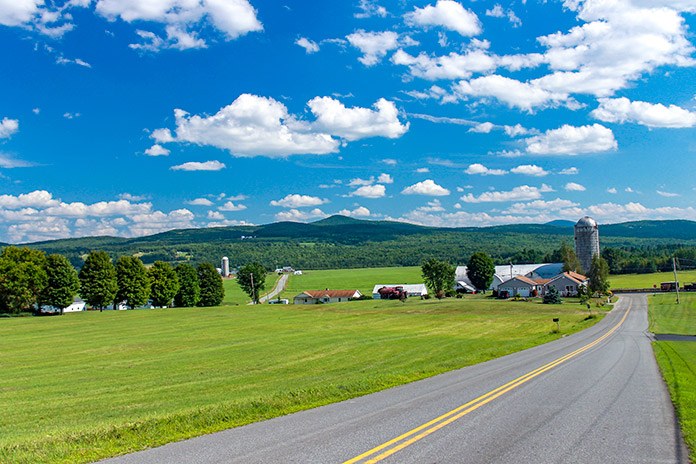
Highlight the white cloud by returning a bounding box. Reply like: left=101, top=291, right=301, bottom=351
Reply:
left=338, top=206, right=371, bottom=217
left=503, top=198, right=580, bottom=214
left=392, top=49, right=496, bottom=80
left=404, top=0, right=482, bottom=36
left=0, top=153, right=34, bottom=168
left=63, top=112, right=80, bottom=119
left=416, top=167, right=430, bottom=173
left=275, top=208, right=327, bottom=222
left=453, top=75, right=570, bottom=111
left=144, top=144, right=170, bottom=156
left=511, top=164, right=548, bottom=176
left=402, top=179, right=450, bottom=196
left=170, top=160, right=226, bottom=171
left=565, top=182, right=586, bottom=191
left=657, top=190, right=680, bottom=197
left=308, top=97, right=409, bottom=141
left=504, top=124, right=531, bottom=137
left=219, top=201, right=246, bottom=211
left=270, top=194, right=326, bottom=208
left=0, top=190, right=59, bottom=209
left=415, top=199, right=445, bottom=212
left=559, top=167, right=579, bottom=175
left=354, top=0, right=387, bottom=19
left=296, top=37, right=319, bottom=54
left=207, top=210, right=225, bottom=220
left=525, top=124, right=617, bottom=155
left=470, top=122, right=495, bottom=133
left=0, top=118, right=19, bottom=138
left=118, top=193, right=149, bottom=202
left=465, top=163, right=507, bottom=176
left=591, top=97, right=696, bottom=128
left=460, top=185, right=544, bottom=203
left=348, top=177, right=374, bottom=187
left=186, top=198, right=214, bottom=206
left=607, top=187, right=617, bottom=194
left=485, top=4, right=521, bottom=27
left=377, top=173, right=393, bottom=184
left=346, top=30, right=414, bottom=66
left=382, top=158, right=397, bottom=165
left=348, top=184, right=386, bottom=198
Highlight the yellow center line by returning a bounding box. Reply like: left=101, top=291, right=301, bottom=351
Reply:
left=343, top=301, right=632, bottom=464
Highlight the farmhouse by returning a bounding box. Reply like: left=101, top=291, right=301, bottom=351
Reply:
left=372, top=284, right=428, bottom=299
left=38, top=297, right=86, bottom=314
left=497, top=276, right=549, bottom=297
left=293, top=289, right=362, bottom=305
left=455, top=263, right=563, bottom=291
left=545, top=271, right=588, bottom=296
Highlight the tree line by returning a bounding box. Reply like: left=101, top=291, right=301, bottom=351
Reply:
left=0, top=247, right=224, bottom=315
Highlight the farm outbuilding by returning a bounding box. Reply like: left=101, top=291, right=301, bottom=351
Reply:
left=456, top=263, right=563, bottom=291
left=293, top=290, right=362, bottom=305
left=372, top=284, right=428, bottom=299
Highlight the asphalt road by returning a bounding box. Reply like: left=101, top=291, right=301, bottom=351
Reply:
left=248, top=273, right=289, bottom=305
left=101, top=294, right=687, bottom=463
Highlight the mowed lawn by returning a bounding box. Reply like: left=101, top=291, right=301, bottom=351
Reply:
left=651, top=294, right=696, bottom=460
left=1, top=296, right=599, bottom=463
left=279, top=266, right=423, bottom=299
left=610, top=270, right=696, bottom=290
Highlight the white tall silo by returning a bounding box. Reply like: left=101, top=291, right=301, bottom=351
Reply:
left=221, top=256, right=230, bottom=277
left=574, top=216, right=600, bottom=274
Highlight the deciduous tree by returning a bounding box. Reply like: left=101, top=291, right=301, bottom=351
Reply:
left=79, top=251, right=117, bottom=311
left=560, top=241, right=583, bottom=274
left=588, top=253, right=610, bottom=295
left=237, top=262, right=266, bottom=304
left=174, top=263, right=200, bottom=307
left=197, top=262, right=224, bottom=306
left=421, top=258, right=455, bottom=299
left=466, top=252, right=495, bottom=292
left=0, top=246, right=47, bottom=314
left=148, top=261, right=179, bottom=308
left=41, top=254, right=80, bottom=313
left=116, top=256, right=150, bottom=309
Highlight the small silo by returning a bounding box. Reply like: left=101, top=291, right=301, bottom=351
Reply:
left=221, top=256, right=230, bottom=278
left=574, top=216, right=600, bottom=274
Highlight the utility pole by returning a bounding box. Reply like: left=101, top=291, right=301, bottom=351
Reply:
left=250, top=272, right=256, bottom=304
left=673, top=257, right=680, bottom=304
left=510, top=262, right=513, bottom=280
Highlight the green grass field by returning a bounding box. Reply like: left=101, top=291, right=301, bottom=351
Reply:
left=610, top=270, right=696, bottom=290
left=278, top=266, right=423, bottom=300
left=650, top=293, right=696, bottom=460
left=222, top=274, right=279, bottom=305
left=1, top=296, right=600, bottom=463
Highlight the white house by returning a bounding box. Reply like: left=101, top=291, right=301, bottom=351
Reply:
left=38, top=297, right=86, bottom=314
left=293, top=290, right=362, bottom=305
left=372, top=284, right=428, bottom=299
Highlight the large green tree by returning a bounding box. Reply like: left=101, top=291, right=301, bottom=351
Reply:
left=236, top=262, right=267, bottom=304
left=588, top=253, right=610, bottom=295
left=466, top=252, right=495, bottom=292
left=40, top=254, right=80, bottom=313
left=560, top=241, right=583, bottom=274
left=174, top=263, right=200, bottom=308
left=148, top=261, right=179, bottom=308
left=79, top=251, right=118, bottom=310
left=421, top=258, right=456, bottom=298
left=0, top=246, right=47, bottom=314
left=197, top=262, right=225, bottom=306
left=116, top=256, right=150, bottom=309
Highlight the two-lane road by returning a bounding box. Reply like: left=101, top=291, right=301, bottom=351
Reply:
left=102, top=294, right=687, bottom=463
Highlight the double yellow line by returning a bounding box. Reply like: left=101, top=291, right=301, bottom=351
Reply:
left=343, top=302, right=632, bottom=464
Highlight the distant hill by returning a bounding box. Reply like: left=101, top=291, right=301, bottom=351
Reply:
left=11, top=215, right=696, bottom=270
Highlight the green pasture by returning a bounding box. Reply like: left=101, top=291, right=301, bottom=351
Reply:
left=648, top=294, right=696, bottom=335
left=1, top=295, right=598, bottom=463
left=610, top=270, right=696, bottom=290
left=278, top=266, right=423, bottom=299
left=222, top=274, right=278, bottom=305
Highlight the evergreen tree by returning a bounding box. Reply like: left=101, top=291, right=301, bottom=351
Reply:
left=148, top=261, right=179, bottom=308
left=560, top=242, right=583, bottom=274
left=197, top=262, right=224, bottom=306
left=543, top=286, right=563, bottom=304
left=466, top=252, right=495, bottom=292
left=41, top=254, right=80, bottom=313
left=174, top=263, right=200, bottom=307
left=588, top=253, right=610, bottom=295
left=421, top=258, right=456, bottom=298
left=237, top=262, right=267, bottom=304
left=0, top=246, right=47, bottom=314
left=116, top=256, right=150, bottom=309
left=79, top=251, right=117, bottom=310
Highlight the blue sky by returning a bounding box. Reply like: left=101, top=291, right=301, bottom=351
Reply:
left=1, top=0, right=695, bottom=243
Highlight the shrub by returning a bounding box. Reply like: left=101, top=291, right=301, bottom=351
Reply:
left=543, top=286, right=563, bottom=304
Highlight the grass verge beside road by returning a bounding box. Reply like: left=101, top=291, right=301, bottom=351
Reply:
left=1, top=296, right=599, bottom=463
left=610, top=270, right=696, bottom=290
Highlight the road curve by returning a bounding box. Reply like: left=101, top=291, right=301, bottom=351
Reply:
left=100, top=294, right=687, bottom=463
left=248, top=273, right=289, bottom=305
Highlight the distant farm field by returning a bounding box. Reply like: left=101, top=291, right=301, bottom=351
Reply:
left=222, top=274, right=278, bottom=305
left=610, top=270, right=696, bottom=290
left=1, top=296, right=599, bottom=463
left=279, top=266, right=423, bottom=299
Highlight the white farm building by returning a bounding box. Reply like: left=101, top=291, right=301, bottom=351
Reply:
left=455, top=263, right=563, bottom=291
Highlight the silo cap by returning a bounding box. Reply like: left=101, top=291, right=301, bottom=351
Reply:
left=576, top=216, right=597, bottom=227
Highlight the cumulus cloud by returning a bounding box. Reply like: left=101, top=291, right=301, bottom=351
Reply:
left=354, top=0, right=387, bottom=18
left=296, top=37, right=319, bottom=53
left=219, top=201, right=246, bottom=211
left=401, top=179, right=450, bottom=196
left=565, top=182, right=586, bottom=191
left=170, top=160, right=226, bottom=171
left=338, top=206, right=371, bottom=217
left=416, top=167, right=430, bottom=173
left=308, top=97, right=409, bottom=141
left=510, top=164, right=548, bottom=176
left=502, top=198, right=580, bottom=214
left=453, top=75, right=570, bottom=111
left=377, top=173, right=393, bottom=184
left=525, top=124, right=617, bottom=155
left=392, top=49, right=496, bottom=80
left=415, top=199, right=446, bottom=212
left=346, top=30, right=416, bottom=66
left=348, top=184, right=386, bottom=198
left=607, top=187, right=617, bottom=194
left=186, top=198, right=214, bottom=206
left=0, top=118, right=19, bottom=138
left=591, top=97, right=696, bottom=128
left=460, top=185, right=546, bottom=203
left=144, top=144, right=170, bottom=156
left=559, top=167, right=579, bottom=175
left=404, top=0, right=482, bottom=36
left=270, top=194, right=326, bottom=208
left=465, top=163, right=506, bottom=176
left=275, top=208, right=327, bottom=222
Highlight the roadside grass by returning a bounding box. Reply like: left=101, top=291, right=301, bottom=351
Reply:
left=610, top=270, right=696, bottom=290
left=650, top=293, right=696, bottom=460
left=1, top=296, right=598, bottom=463
left=222, top=274, right=278, bottom=305
left=648, top=294, right=696, bottom=335
left=279, top=266, right=422, bottom=300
